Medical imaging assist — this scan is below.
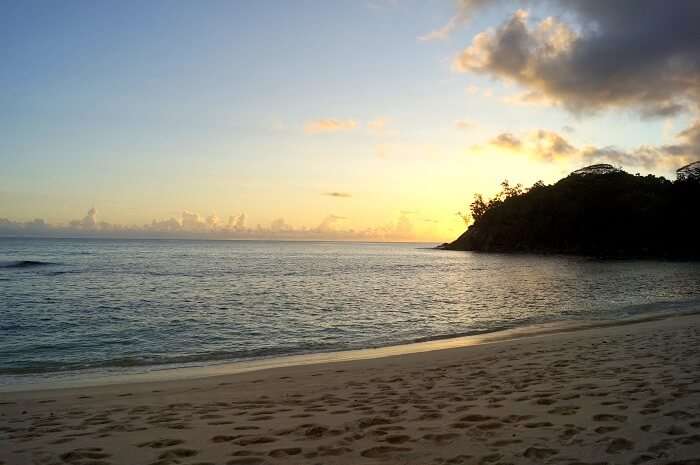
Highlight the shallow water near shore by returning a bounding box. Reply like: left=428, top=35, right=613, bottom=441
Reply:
left=2, top=237, right=700, bottom=386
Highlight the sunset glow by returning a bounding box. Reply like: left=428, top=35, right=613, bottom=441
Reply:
left=2, top=1, right=697, bottom=242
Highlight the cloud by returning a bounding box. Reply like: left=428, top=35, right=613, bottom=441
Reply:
left=69, top=207, right=98, bottom=229
left=227, top=213, right=246, bottom=231
left=304, top=119, right=358, bottom=134
left=0, top=208, right=429, bottom=242
left=455, top=119, right=475, bottom=130
left=579, top=120, right=700, bottom=169
left=367, top=118, right=388, bottom=133
left=444, top=0, right=700, bottom=165
left=485, top=130, right=575, bottom=161
left=529, top=130, right=576, bottom=161
left=481, top=126, right=695, bottom=169
left=490, top=132, right=522, bottom=150
left=419, top=0, right=497, bottom=41
left=313, top=214, right=347, bottom=233
left=452, top=1, right=700, bottom=119
left=322, top=192, right=352, bottom=198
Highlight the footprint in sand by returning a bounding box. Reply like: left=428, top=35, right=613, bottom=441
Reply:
left=492, top=439, right=522, bottom=447
left=606, top=438, right=634, bottom=454
left=524, top=421, right=553, bottom=428
left=593, top=414, right=627, bottom=422
left=158, top=448, right=199, bottom=460
left=382, top=434, right=412, bottom=444
left=303, top=425, right=331, bottom=438
left=361, top=446, right=411, bottom=458
left=138, top=438, right=185, bottom=448
left=316, top=445, right=351, bottom=456
left=211, top=435, right=239, bottom=443
left=459, top=414, right=494, bottom=422
left=226, top=458, right=265, bottom=465
left=480, top=453, right=502, bottom=463
left=502, top=414, right=534, bottom=423
left=477, top=421, right=503, bottom=430
left=234, top=436, right=276, bottom=446
left=665, top=410, right=694, bottom=420
left=423, top=433, right=460, bottom=444
left=357, top=417, right=393, bottom=428
left=60, top=448, right=111, bottom=463
left=268, top=448, right=302, bottom=457
left=674, top=434, right=700, bottom=445
left=666, top=425, right=686, bottom=436
left=548, top=406, right=579, bottom=415
left=231, top=450, right=262, bottom=457
left=445, top=454, right=472, bottom=464
left=523, top=447, right=558, bottom=459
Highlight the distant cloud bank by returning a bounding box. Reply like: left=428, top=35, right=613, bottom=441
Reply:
left=0, top=209, right=425, bottom=242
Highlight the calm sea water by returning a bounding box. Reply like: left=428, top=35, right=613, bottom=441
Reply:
left=1, top=238, right=700, bottom=384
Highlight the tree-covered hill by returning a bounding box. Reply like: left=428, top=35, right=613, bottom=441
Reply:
left=442, top=165, right=700, bottom=258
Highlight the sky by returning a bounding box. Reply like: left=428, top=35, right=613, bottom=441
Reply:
left=2, top=0, right=699, bottom=242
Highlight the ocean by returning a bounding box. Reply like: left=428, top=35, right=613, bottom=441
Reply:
left=1, top=237, right=699, bottom=386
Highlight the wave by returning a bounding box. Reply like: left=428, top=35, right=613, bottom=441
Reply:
left=0, top=260, right=56, bottom=269
left=0, top=343, right=344, bottom=376
left=3, top=299, right=700, bottom=378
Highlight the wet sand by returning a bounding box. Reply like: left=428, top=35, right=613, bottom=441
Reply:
left=2, top=313, right=700, bottom=465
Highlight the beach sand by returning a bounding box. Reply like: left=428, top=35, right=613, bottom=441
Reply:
left=2, top=314, right=700, bottom=465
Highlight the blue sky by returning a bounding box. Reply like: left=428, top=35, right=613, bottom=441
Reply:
left=1, top=1, right=694, bottom=241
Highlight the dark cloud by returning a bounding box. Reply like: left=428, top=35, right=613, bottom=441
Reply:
left=532, top=129, right=576, bottom=159
left=454, top=1, right=700, bottom=118
left=490, top=132, right=522, bottom=150
left=322, top=192, right=352, bottom=198
left=667, top=121, right=700, bottom=158
left=485, top=126, right=693, bottom=170
left=488, top=129, right=574, bottom=160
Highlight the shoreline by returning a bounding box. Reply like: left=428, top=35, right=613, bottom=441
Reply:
left=3, top=312, right=700, bottom=464
left=3, top=309, right=698, bottom=394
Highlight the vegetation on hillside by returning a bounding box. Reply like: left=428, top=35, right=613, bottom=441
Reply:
left=443, top=168, right=700, bottom=258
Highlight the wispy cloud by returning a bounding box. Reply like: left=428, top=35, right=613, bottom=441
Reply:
left=304, top=119, right=357, bottom=134
left=367, top=117, right=388, bottom=134
left=455, top=120, right=475, bottom=130
left=419, top=0, right=496, bottom=41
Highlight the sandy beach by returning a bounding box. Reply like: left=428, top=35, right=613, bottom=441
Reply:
left=2, top=314, right=700, bottom=465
